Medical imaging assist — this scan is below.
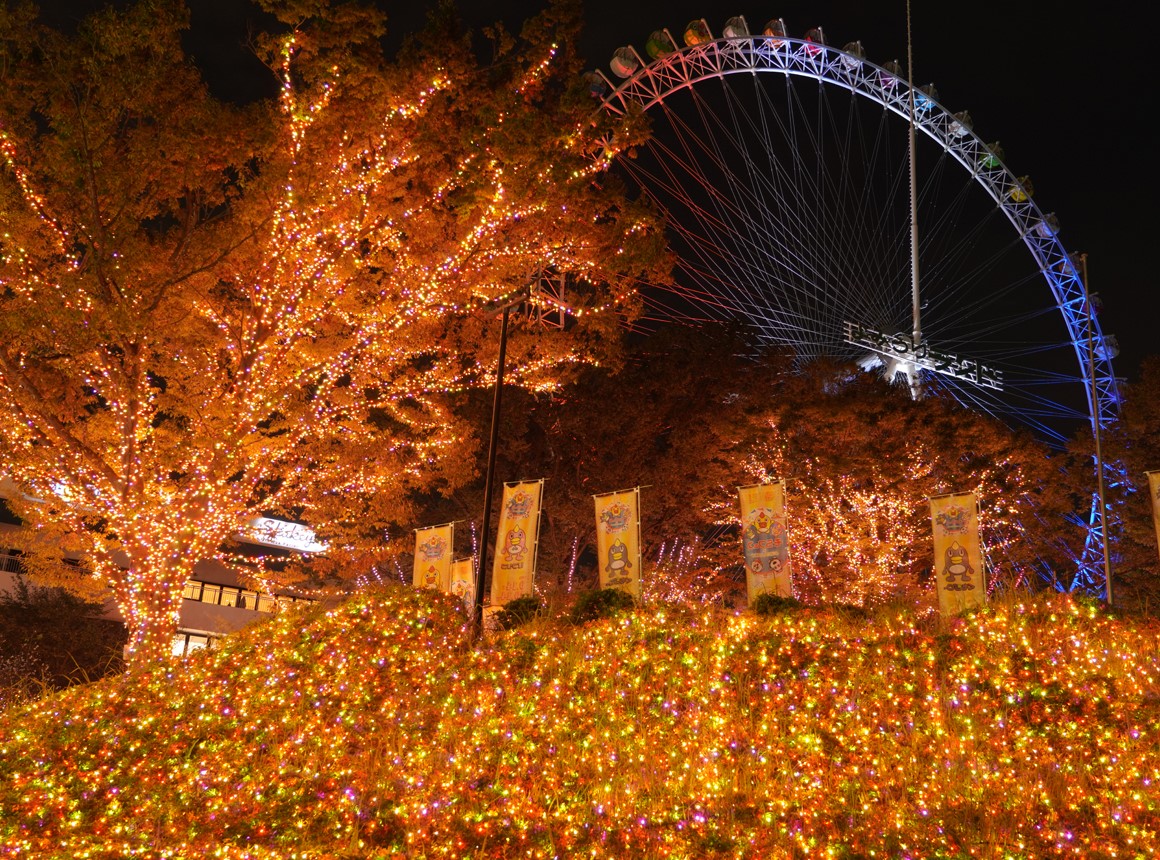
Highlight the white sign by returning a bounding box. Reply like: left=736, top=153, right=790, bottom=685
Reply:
left=242, top=518, right=326, bottom=553
left=844, top=320, right=1003, bottom=391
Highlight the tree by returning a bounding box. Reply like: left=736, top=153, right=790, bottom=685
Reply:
left=461, top=331, right=1081, bottom=608
left=451, top=324, right=753, bottom=604
left=1097, top=355, right=1160, bottom=612
left=716, top=365, right=1081, bottom=606
left=535, top=325, right=757, bottom=602
left=0, top=0, right=666, bottom=670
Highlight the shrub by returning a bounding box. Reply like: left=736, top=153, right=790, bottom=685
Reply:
left=569, top=587, right=636, bottom=625
left=0, top=650, right=48, bottom=712
left=829, top=601, right=871, bottom=621
left=0, top=576, right=125, bottom=695
left=751, top=592, right=802, bottom=616
left=494, top=595, right=544, bottom=631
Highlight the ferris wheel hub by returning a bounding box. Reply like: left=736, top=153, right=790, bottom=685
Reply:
left=844, top=321, right=1003, bottom=392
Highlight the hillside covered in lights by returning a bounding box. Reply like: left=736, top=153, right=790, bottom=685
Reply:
left=1, top=586, right=1158, bottom=858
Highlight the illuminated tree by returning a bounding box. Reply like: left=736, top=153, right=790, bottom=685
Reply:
left=454, top=324, right=750, bottom=601
left=1097, top=355, right=1160, bottom=612
left=711, top=363, right=1082, bottom=606
left=0, top=0, right=665, bottom=670
left=485, top=336, right=1079, bottom=608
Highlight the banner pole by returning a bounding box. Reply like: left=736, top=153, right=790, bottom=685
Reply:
left=413, top=519, right=462, bottom=533
left=530, top=479, right=545, bottom=598
left=634, top=486, right=644, bottom=604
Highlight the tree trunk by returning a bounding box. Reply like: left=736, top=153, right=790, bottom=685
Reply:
left=117, top=573, right=186, bottom=674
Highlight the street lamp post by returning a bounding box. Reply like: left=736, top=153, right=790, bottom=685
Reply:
left=473, top=291, right=525, bottom=638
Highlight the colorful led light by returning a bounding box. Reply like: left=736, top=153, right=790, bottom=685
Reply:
left=1, top=586, right=1156, bottom=857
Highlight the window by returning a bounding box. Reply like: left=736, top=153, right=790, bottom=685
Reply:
left=171, top=632, right=215, bottom=657
left=176, top=579, right=309, bottom=612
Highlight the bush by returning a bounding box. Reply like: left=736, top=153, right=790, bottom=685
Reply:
left=0, top=650, right=48, bottom=712
left=0, top=577, right=125, bottom=696
left=829, top=601, right=871, bottom=621
left=569, top=587, right=636, bottom=625
left=751, top=592, right=802, bottom=616
left=494, top=595, right=544, bottom=631
left=1073, top=592, right=1119, bottom=619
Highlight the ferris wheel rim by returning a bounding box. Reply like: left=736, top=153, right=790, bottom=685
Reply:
left=596, top=34, right=1120, bottom=438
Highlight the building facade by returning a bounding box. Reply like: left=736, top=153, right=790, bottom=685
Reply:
left=0, top=518, right=315, bottom=657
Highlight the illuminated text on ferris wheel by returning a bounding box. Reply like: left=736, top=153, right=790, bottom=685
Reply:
left=844, top=321, right=1004, bottom=392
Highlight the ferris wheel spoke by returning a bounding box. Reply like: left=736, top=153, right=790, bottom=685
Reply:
left=599, top=33, right=1117, bottom=459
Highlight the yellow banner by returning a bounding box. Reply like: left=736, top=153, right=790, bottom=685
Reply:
left=738, top=481, right=793, bottom=601
left=449, top=557, right=475, bottom=612
left=594, top=488, right=642, bottom=600
left=1148, top=471, right=1160, bottom=563
left=929, top=493, right=985, bottom=615
left=490, top=480, right=544, bottom=606
left=413, top=523, right=453, bottom=591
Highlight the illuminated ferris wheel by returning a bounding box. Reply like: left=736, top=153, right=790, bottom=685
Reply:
left=592, top=16, right=1118, bottom=445
left=590, top=16, right=1119, bottom=589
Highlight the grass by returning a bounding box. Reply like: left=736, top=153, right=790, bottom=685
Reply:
left=0, top=584, right=1157, bottom=858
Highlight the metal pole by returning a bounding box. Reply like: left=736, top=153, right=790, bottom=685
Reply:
left=1082, top=253, right=1113, bottom=605
left=474, top=303, right=511, bottom=638
left=906, top=0, right=923, bottom=400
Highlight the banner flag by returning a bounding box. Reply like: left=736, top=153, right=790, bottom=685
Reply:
left=929, top=493, right=985, bottom=615
left=594, top=488, right=642, bottom=600
left=738, top=480, right=793, bottom=602
left=1148, top=471, right=1160, bottom=563
left=490, top=480, right=545, bottom=606
left=449, top=557, right=475, bottom=612
left=413, top=523, right=454, bottom=592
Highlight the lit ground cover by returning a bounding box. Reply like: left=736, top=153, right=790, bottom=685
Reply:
left=1, top=585, right=1157, bottom=858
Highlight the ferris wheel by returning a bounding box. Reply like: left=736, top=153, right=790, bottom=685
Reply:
left=591, top=16, right=1119, bottom=590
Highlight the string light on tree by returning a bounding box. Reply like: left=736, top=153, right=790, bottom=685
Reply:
left=0, top=3, right=666, bottom=671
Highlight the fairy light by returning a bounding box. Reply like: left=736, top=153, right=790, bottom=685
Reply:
left=0, top=127, right=75, bottom=269
left=516, top=44, right=559, bottom=95
left=0, top=585, right=1156, bottom=857
left=705, top=423, right=1058, bottom=608
left=646, top=537, right=734, bottom=605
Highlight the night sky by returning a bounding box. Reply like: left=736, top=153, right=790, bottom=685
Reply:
left=446, top=0, right=1157, bottom=381
left=37, top=0, right=1157, bottom=381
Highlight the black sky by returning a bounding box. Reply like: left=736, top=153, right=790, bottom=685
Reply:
left=447, top=0, right=1157, bottom=381
left=36, top=0, right=1158, bottom=380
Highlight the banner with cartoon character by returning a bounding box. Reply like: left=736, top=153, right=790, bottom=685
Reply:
left=1148, top=471, right=1160, bottom=563
left=929, top=493, right=985, bottom=615
left=413, top=523, right=454, bottom=592
left=738, top=481, right=793, bottom=602
left=449, top=557, right=475, bottom=612
left=594, top=488, right=642, bottom=600
left=490, top=480, right=544, bottom=606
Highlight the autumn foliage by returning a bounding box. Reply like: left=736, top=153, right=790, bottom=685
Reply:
left=438, top=328, right=1082, bottom=608
left=0, top=0, right=664, bottom=668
